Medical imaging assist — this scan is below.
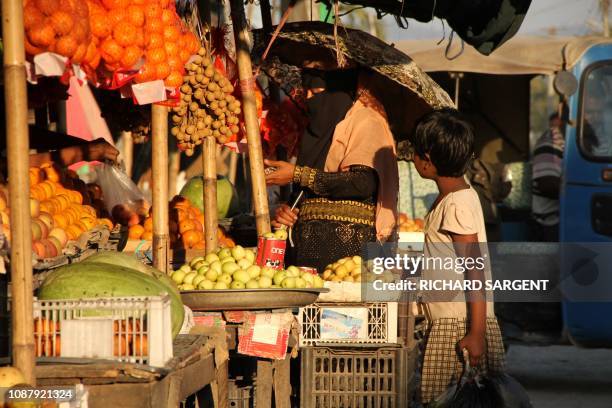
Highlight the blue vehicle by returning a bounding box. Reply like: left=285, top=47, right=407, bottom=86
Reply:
left=398, top=36, right=612, bottom=346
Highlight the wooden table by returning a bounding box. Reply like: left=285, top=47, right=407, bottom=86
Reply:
left=35, top=335, right=216, bottom=408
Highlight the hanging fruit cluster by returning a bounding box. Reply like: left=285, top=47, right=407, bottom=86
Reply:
left=24, top=0, right=91, bottom=62
left=170, top=50, right=242, bottom=156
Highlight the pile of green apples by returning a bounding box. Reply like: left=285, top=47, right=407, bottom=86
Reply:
left=170, top=245, right=325, bottom=290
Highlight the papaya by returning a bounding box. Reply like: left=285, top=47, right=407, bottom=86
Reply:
left=179, top=175, right=239, bottom=219
left=38, top=262, right=184, bottom=338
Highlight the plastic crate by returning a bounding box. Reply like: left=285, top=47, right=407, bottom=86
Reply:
left=298, top=303, right=398, bottom=346
left=33, top=295, right=173, bottom=367
left=299, top=345, right=417, bottom=408
left=229, top=379, right=254, bottom=408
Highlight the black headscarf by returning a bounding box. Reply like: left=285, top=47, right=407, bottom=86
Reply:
left=296, top=69, right=358, bottom=170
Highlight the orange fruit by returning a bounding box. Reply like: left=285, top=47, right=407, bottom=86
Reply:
left=87, top=0, right=106, bottom=15
left=113, top=24, right=138, bottom=47
left=55, top=35, right=78, bottom=58
left=127, top=5, right=145, bottom=27
left=25, top=37, right=44, bottom=56
left=146, top=32, right=164, bottom=49
left=161, top=9, right=175, bottom=25
left=164, top=71, right=183, bottom=87
left=72, top=44, right=88, bottom=63
left=143, top=217, right=153, bottom=232
left=28, top=24, right=56, bottom=48
left=141, top=231, right=153, bottom=241
left=134, top=64, right=155, bottom=83
left=144, top=18, right=163, bottom=33
left=164, top=40, right=179, bottom=57
left=35, top=0, right=60, bottom=16
left=49, top=11, right=74, bottom=36
left=72, top=21, right=89, bottom=42
left=98, top=218, right=114, bottom=230
left=133, top=334, right=148, bottom=356
left=162, top=25, right=180, bottom=43
left=101, top=0, right=118, bottom=9
left=90, top=13, right=110, bottom=39
left=100, top=38, right=124, bottom=64
left=155, top=62, right=170, bottom=80
left=184, top=32, right=200, bottom=54
left=146, top=47, right=166, bottom=65
left=66, top=224, right=84, bottom=241
left=179, top=49, right=191, bottom=64
left=120, top=45, right=142, bottom=69
left=193, top=241, right=205, bottom=250
left=87, top=52, right=101, bottom=69
left=24, top=5, right=45, bottom=30
left=144, top=4, right=162, bottom=19
left=83, top=40, right=98, bottom=63
left=181, top=230, right=199, bottom=249
left=159, top=0, right=171, bottom=8
left=132, top=0, right=146, bottom=4
left=29, top=168, right=41, bottom=186
left=178, top=219, right=195, bottom=234
left=107, top=9, right=127, bottom=27
left=128, top=224, right=144, bottom=240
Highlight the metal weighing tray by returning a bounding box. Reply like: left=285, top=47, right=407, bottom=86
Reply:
left=181, top=288, right=329, bottom=311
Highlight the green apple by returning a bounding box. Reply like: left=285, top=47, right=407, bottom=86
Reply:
left=233, top=270, right=251, bottom=284
left=352, top=255, right=362, bottom=264
left=301, top=273, right=315, bottom=285
left=197, top=265, right=210, bottom=275
left=222, top=262, right=240, bottom=275
left=258, top=276, right=272, bottom=288
left=171, top=270, right=186, bottom=284
left=210, top=260, right=223, bottom=273
left=286, top=266, right=300, bottom=277
left=245, top=249, right=255, bottom=264
left=214, top=281, right=229, bottom=290
left=313, top=276, right=325, bottom=288
left=343, top=259, right=355, bottom=272
left=217, top=273, right=233, bottom=285
left=183, top=272, right=198, bottom=285
left=181, top=283, right=195, bottom=291
left=263, top=232, right=275, bottom=239
left=245, top=280, right=259, bottom=289
left=246, top=265, right=261, bottom=279
left=179, top=264, right=192, bottom=273
left=261, top=267, right=276, bottom=279
left=190, top=256, right=205, bottom=267
left=338, top=257, right=348, bottom=265
left=218, top=247, right=232, bottom=259
left=237, top=258, right=251, bottom=269
left=335, top=265, right=348, bottom=279
left=231, top=245, right=246, bottom=260
left=281, top=277, right=296, bottom=288
left=230, top=281, right=246, bottom=289
left=271, top=284, right=280, bottom=288
left=295, top=277, right=306, bottom=288
left=205, top=253, right=220, bottom=263
left=192, top=275, right=206, bottom=287
left=274, top=229, right=288, bottom=240
left=205, top=269, right=219, bottom=282
left=273, top=271, right=287, bottom=286
left=221, top=257, right=236, bottom=265
left=198, top=279, right=214, bottom=290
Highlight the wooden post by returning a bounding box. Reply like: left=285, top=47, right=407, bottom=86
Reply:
left=168, top=150, right=180, bottom=199
left=3, top=0, right=35, bottom=384
left=230, top=0, right=271, bottom=236
left=203, top=137, right=218, bottom=253
left=120, top=131, right=134, bottom=178
left=151, top=104, right=169, bottom=272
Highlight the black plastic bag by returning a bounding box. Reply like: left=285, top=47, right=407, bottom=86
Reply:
left=490, top=373, right=533, bottom=408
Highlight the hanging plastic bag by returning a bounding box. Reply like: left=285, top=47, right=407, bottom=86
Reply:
left=95, top=162, right=148, bottom=216
left=490, top=373, right=533, bottom=408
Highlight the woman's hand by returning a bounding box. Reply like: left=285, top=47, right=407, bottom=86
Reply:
left=271, top=204, right=299, bottom=229
left=458, top=331, right=485, bottom=367
left=264, top=159, right=295, bottom=186
left=86, top=139, right=119, bottom=163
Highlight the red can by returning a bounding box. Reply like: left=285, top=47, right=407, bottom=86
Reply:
left=299, top=266, right=318, bottom=276
left=256, top=237, right=286, bottom=270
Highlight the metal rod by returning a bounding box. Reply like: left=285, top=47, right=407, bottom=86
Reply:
left=3, top=0, right=35, bottom=384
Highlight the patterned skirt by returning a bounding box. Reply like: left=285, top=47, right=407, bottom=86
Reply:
left=419, top=317, right=506, bottom=405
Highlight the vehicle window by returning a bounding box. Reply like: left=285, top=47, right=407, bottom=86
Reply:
left=580, top=64, right=612, bottom=161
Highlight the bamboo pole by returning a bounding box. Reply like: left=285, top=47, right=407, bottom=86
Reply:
left=120, top=131, right=134, bottom=178
left=203, top=137, right=218, bottom=253
left=151, top=104, right=169, bottom=272
left=230, top=0, right=271, bottom=236
left=228, top=150, right=238, bottom=185
left=168, top=150, right=180, bottom=199
left=3, top=0, right=35, bottom=384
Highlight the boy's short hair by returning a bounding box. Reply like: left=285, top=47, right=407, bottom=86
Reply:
left=411, top=108, right=474, bottom=177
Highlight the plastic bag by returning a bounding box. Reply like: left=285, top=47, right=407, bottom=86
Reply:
left=490, top=374, right=533, bottom=408
left=95, top=163, right=148, bottom=215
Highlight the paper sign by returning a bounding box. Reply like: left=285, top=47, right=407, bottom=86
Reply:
left=131, top=80, right=167, bottom=105
left=252, top=313, right=281, bottom=345
left=320, top=307, right=368, bottom=340
left=33, top=52, right=68, bottom=77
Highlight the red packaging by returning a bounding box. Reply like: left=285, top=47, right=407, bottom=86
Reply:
left=224, top=311, right=249, bottom=323
left=299, top=266, right=318, bottom=275
left=256, top=237, right=286, bottom=270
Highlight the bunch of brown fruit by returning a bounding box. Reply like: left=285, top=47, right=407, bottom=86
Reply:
left=170, top=47, right=241, bottom=156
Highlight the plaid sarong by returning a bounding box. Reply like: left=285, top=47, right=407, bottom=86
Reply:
left=419, top=317, right=506, bottom=405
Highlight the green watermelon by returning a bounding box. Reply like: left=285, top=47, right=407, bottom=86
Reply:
left=38, top=262, right=184, bottom=338
left=179, top=175, right=239, bottom=219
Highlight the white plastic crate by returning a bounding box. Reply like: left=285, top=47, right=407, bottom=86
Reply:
left=33, top=295, right=173, bottom=367
left=298, top=302, right=398, bottom=346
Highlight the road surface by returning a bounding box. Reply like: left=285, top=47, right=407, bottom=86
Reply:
left=506, top=345, right=612, bottom=408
